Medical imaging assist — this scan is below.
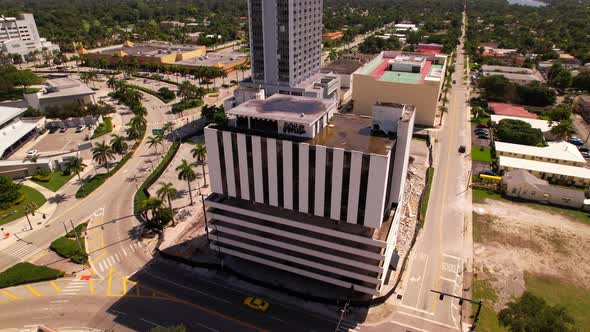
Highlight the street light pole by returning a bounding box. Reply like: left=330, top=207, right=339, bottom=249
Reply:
left=70, top=219, right=83, bottom=251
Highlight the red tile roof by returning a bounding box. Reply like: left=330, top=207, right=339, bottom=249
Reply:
left=488, top=102, right=538, bottom=119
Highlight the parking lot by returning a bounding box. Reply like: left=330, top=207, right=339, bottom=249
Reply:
left=9, top=127, right=91, bottom=160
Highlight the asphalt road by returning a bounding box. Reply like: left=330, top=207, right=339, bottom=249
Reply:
left=382, top=10, right=472, bottom=332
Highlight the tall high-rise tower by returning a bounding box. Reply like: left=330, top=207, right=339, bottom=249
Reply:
left=249, top=0, right=323, bottom=89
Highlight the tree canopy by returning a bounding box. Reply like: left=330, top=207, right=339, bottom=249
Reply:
left=495, top=119, right=545, bottom=146
left=499, top=292, right=575, bottom=332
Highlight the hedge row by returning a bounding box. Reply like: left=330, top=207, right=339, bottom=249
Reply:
left=133, top=141, right=181, bottom=215
left=126, top=84, right=175, bottom=103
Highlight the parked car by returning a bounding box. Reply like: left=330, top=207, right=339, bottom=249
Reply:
left=568, top=138, right=584, bottom=146
left=476, top=124, right=488, bottom=129
left=25, top=150, right=39, bottom=159
left=474, top=129, right=489, bottom=134
left=60, top=127, right=67, bottom=133
left=479, top=170, right=497, bottom=176
left=582, top=151, right=590, bottom=158
left=578, top=147, right=589, bottom=153
left=458, top=145, right=466, bottom=153
left=478, top=134, right=490, bottom=139
left=76, top=125, right=87, bottom=133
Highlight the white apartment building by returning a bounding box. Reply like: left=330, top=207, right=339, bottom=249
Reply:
left=495, top=141, right=586, bottom=167
left=204, top=95, right=415, bottom=295
left=0, top=14, right=59, bottom=60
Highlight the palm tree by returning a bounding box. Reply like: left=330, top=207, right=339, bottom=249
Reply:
left=110, top=135, right=128, bottom=155
left=147, top=135, right=163, bottom=156
left=156, top=182, right=178, bottom=226
left=106, top=76, right=120, bottom=90
left=131, top=104, right=147, bottom=117
left=438, top=106, right=448, bottom=126
left=126, top=124, right=143, bottom=140
left=328, top=48, right=339, bottom=62
left=177, top=80, right=196, bottom=103
left=65, top=156, right=87, bottom=182
left=139, top=197, right=163, bottom=226
left=129, top=114, right=147, bottom=129
left=191, top=143, right=207, bottom=187
left=176, top=159, right=199, bottom=205
left=162, top=121, right=175, bottom=136
left=91, top=141, right=115, bottom=173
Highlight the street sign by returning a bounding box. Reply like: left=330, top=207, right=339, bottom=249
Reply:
left=152, top=128, right=164, bottom=136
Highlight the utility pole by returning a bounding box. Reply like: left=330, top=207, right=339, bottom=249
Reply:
left=431, top=289, right=483, bottom=331
left=24, top=207, right=33, bottom=231
left=70, top=219, right=82, bottom=251
left=62, top=221, right=69, bottom=237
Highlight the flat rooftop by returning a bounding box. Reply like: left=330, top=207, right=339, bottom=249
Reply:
left=41, top=78, right=94, bottom=99
left=174, top=52, right=247, bottom=67
left=357, top=51, right=444, bottom=84
left=321, top=59, right=366, bottom=75
left=499, top=156, right=590, bottom=180
left=0, top=106, right=26, bottom=127
left=308, top=114, right=394, bottom=155
left=95, top=43, right=200, bottom=57
left=495, top=141, right=585, bottom=164
left=226, top=94, right=334, bottom=126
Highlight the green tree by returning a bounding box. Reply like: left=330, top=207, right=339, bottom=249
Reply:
left=478, top=75, right=511, bottom=101
left=146, top=135, right=163, bottom=156
left=91, top=141, right=115, bottom=173
left=110, top=135, right=128, bottom=155
left=9, top=70, right=42, bottom=89
left=573, top=72, right=590, bottom=92
left=156, top=182, right=178, bottom=226
left=548, top=104, right=572, bottom=122
left=175, top=159, right=199, bottom=206
left=498, top=292, right=575, bottom=332
left=191, top=143, right=207, bottom=187
left=550, top=118, right=576, bottom=140
left=65, top=156, right=87, bottom=182
left=496, top=119, right=545, bottom=146
left=0, top=175, right=22, bottom=209
left=162, top=121, right=175, bottom=137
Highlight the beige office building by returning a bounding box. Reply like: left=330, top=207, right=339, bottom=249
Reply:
left=351, top=51, right=447, bottom=126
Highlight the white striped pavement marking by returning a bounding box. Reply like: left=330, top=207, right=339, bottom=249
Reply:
left=123, top=248, right=128, bottom=256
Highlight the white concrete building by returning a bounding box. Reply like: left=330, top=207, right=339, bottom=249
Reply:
left=0, top=106, right=44, bottom=159
left=495, top=141, right=586, bottom=167
left=0, top=14, right=59, bottom=60
left=204, top=95, right=416, bottom=296
left=24, top=77, right=95, bottom=111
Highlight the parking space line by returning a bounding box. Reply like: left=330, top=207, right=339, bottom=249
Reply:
left=1, top=290, right=19, bottom=300
left=25, top=285, right=42, bottom=297
left=49, top=281, right=61, bottom=292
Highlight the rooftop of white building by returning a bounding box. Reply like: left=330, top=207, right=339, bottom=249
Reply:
left=0, top=106, right=26, bottom=127
left=499, top=156, right=590, bottom=179
left=495, top=141, right=585, bottom=164
left=39, top=78, right=94, bottom=99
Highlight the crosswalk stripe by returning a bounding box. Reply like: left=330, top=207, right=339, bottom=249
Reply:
left=123, top=248, right=128, bottom=256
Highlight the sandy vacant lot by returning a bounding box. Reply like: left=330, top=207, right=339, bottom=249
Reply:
left=473, top=199, right=590, bottom=310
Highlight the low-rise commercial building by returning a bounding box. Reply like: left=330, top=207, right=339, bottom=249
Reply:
left=351, top=51, right=447, bottom=126
left=495, top=141, right=586, bottom=167
left=322, top=31, right=344, bottom=41
left=416, top=43, right=443, bottom=54
left=488, top=102, right=538, bottom=119
left=482, top=65, right=533, bottom=75
left=204, top=94, right=416, bottom=296
left=0, top=106, right=44, bottom=159
left=84, top=41, right=207, bottom=67
left=503, top=170, right=586, bottom=209
left=498, top=156, right=590, bottom=187
left=24, top=77, right=95, bottom=112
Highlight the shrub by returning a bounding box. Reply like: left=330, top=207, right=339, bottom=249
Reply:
left=171, top=99, right=203, bottom=113
left=0, top=176, right=22, bottom=209
left=50, top=237, right=87, bottom=264
left=0, top=262, right=64, bottom=288
left=31, top=174, right=51, bottom=182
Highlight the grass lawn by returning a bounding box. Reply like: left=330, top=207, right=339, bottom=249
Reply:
left=472, top=189, right=590, bottom=225
left=0, top=185, right=47, bottom=226
left=526, top=273, right=590, bottom=329
left=50, top=226, right=87, bottom=264
left=31, top=170, right=76, bottom=192
left=472, top=146, right=493, bottom=163
left=419, top=167, right=435, bottom=228
left=91, top=117, right=113, bottom=139
left=472, top=276, right=506, bottom=332
left=0, top=262, right=64, bottom=288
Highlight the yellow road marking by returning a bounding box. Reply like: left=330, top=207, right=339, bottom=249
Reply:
left=87, top=236, right=102, bottom=244
left=50, top=281, right=61, bottom=292
left=107, top=267, right=113, bottom=296
left=89, top=279, right=94, bottom=296
left=86, top=227, right=102, bottom=235
left=25, top=285, right=41, bottom=297
left=1, top=290, right=19, bottom=300
left=90, top=250, right=107, bottom=263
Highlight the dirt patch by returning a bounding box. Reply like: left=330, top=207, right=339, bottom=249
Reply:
left=473, top=199, right=590, bottom=310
